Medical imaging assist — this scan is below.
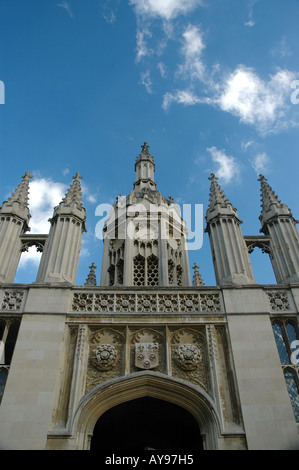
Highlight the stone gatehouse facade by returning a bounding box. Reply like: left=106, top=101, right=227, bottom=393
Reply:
left=0, top=143, right=298, bottom=450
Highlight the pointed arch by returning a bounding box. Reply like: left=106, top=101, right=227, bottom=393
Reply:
left=71, top=372, right=221, bottom=450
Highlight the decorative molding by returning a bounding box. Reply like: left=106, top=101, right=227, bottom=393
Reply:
left=1, top=290, right=25, bottom=311
left=267, top=290, right=290, bottom=311
left=71, top=290, right=222, bottom=313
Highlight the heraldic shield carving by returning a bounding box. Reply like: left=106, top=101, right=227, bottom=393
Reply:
left=135, top=342, right=159, bottom=369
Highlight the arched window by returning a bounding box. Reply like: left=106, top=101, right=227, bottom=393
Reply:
left=0, top=317, right=21, bottom=403
left=272, top=321, right=290, bottom=364
left=272, top=320, right=299, bottom=422
left=284, top=369, right=299, bottom=423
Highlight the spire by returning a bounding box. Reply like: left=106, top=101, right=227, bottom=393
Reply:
left=85, top=262, right=97, bottom=286
left=192, top=263, right=205, bottom=287
left=258, top=174, right=282, bottom=211
left=258, top=174, right=298, bottom=230
left=0, top=171, right=32, bottom=226
left=1, top=171, right=32, bottom=210
left=207, top=173, right=230, bottom=210
left=53, top=172, right=86, bottom=228
left=61, top=172, right=83, bottom=208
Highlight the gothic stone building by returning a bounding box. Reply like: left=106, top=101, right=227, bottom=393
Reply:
left=0, top=143, right=299, bottom=450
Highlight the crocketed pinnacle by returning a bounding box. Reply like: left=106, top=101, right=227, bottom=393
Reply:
left=192, top=263, right=205, bottom=287
left=136, top=142, right=155, bottom=164
left=207, top=173, right=230, bottom=210
left=2, top=171, right=32, bottom=210
left=84, top=262, right=97, bottom=286
left=258, top=174, right=282, bottom=213
left=61, top=172, right=84, bottom=208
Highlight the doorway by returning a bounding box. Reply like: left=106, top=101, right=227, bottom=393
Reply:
left=90, top=396, right=203, bottom=451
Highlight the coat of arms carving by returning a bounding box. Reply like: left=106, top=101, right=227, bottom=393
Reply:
left=135, top=342, right=159, bottom=369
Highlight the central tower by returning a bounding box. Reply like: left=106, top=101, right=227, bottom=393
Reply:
left=100, top=143, right=191, bottom=287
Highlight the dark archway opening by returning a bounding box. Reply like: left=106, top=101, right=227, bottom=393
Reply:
left=90, top=397, right=203, bottom=451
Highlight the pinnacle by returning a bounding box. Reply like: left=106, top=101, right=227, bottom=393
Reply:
left=258, top=174, right=296, bottom=225
left=192, top=262, right=205, bottom=287
left=207, top=173, right=229, bottom=210
left=61, top=172, right=84, bottom=208
left=84, top=262, right=97, bottom=286
left=1, top=171, right=32, bottom=210
left=258, top=174, right=282, bottom=212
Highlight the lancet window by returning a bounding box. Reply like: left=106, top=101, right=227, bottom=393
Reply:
left=0, top=317, right=21, bottom=403
left=272, top=320, right=299, bottom=422
left=108, top=242, right=124, bottom=286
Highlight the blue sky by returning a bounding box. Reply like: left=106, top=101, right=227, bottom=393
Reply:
left=0, top=0, right=299, bottom=286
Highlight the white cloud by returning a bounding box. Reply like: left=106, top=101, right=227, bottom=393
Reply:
left=207, top=146, right=240, bottom=184
left=251, top=152, right=271, bottom=174
left=18, top=178, right=67, bottom=269
left=177, top=24, right=206, bottom=81
left=129, top=0, right=204, bottom=21
left=215, top=66, right=297, bottom=133
left=29, top=178, right=67, bottom=234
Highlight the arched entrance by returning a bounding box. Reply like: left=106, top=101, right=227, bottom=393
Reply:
left=72, top=372, right=220, bottom=449
left=90, top=397, right=203, bottom=451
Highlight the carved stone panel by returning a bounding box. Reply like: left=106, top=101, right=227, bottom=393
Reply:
left=130, top=328, right=165, bottom=373
left=170, top=327, right=208, bottom=391
left=86, top=327, right=125, bottom=392
left=135, top=342, right=159, bottom=369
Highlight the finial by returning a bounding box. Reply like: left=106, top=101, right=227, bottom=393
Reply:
left=73, top=172, right=83, bottom=181
left=141, top=142, right=150, bottom=153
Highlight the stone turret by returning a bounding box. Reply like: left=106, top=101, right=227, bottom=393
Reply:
left=205, top=173, right=255, bottom=286
left=259, top=174, right=299, bottom=284
left=36, top=173, right=86, bottom=284
left=100, top=143, right=191, bottom=287
left=0, top=171, right=32, bottom=282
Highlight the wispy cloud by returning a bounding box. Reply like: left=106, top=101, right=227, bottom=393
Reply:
left=57, top=1, right=74, bottom=18
left=101, top=0, right=120, bottom=24
left=245, top=0, right=258, bottom=27
left=140, top=70, right=153, bottom=94
left=162, top=89, right=208, bottom=110
left=207, top=146, right=240, bottom=184
left=176, top=24, right=206, bottom=82
left=271, top=36, right=293, bottom=59
left=250, top=152, right=271, bottom=175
